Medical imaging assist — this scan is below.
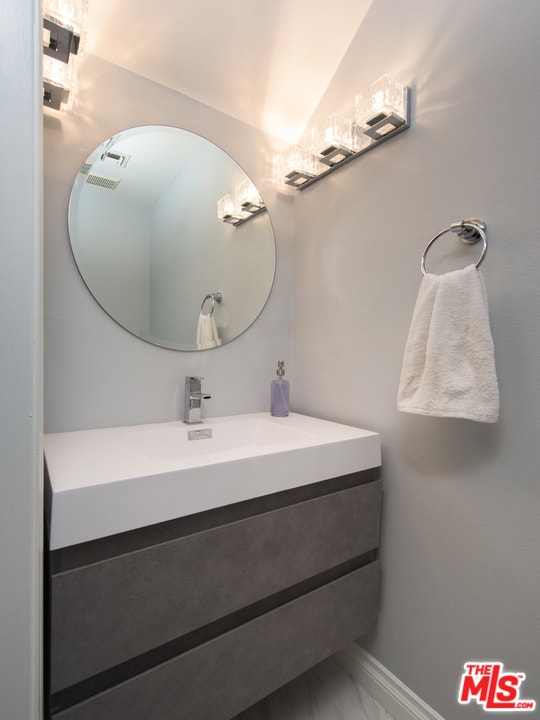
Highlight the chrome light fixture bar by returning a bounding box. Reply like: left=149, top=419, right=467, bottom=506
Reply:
left=275, top=75, right=410, bottom=190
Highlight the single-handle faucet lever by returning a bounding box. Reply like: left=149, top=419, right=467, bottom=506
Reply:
left=183, top=376, right=211, bottom=424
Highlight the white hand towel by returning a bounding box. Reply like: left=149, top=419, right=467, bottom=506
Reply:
left=196, top=313, right=221, bottom=350
left=397, top=264, right=499, bottom=423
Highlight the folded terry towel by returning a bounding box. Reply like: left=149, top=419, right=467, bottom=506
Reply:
left=397, top=264, right=499, bottom=423
left=196, top=313, right=221, bottom=350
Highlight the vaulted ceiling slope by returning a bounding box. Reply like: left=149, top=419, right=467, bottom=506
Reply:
left=85, top=0, right=373, bottom=144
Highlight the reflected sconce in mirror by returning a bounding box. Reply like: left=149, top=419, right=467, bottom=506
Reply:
left=42, top=0, right=88, bottom=111
left=274, top=75, right=410, bottom=189
left=217, top=179, right=267, bottom=226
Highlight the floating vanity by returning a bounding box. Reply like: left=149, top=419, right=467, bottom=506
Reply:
left=44, top=412, right=382, bottom=720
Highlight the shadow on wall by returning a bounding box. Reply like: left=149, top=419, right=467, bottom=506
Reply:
left=396, top=412, right=502, bottom=477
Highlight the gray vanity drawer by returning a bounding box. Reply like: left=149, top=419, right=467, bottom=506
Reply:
left=53, top=560, right=380, bottom=720
left=51, top=480, right=381, bottom=692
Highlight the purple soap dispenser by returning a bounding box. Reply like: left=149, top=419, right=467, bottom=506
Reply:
left=271, top=360, right=290, bottom=417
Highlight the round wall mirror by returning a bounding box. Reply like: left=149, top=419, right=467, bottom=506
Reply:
left=68, top=125, right=276, bottom=350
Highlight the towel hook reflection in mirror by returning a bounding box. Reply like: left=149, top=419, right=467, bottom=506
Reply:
left=421, top=219, right=487, bottom=276
left=200, top=292, right=223, bottom=316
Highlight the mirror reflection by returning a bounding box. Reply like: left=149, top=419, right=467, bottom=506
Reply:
left=68, top=125, right=276, bottom=350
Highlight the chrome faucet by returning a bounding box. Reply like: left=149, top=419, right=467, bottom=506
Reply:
left=183, top=376, right=211, bottom=424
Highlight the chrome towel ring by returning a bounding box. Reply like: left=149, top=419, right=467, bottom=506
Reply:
left=200, top=292, right=223, bottom=316
left=421, top=219, right=488, bottom=276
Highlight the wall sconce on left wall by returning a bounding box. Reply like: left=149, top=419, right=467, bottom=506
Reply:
left=42, top=0, right=88, bottom=111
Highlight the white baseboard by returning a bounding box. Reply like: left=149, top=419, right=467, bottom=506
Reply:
left=334, top=644, right=446, bottom=720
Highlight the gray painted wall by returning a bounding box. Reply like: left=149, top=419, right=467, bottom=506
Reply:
left=291, top=0, right=540, bottom=718
left=0, top=0, right=42, bottom=718
left=44, top=55, right=293, bottom=433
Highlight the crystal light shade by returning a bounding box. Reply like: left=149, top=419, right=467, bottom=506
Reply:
left=217, top=195, right=249, bottom=224
left=43, top=0, right=89, bottom=38
left=279, top=145, right=323, bottom=187
left=355, top=74, right=407, bottom=138
left=311, top=114, right=356, bottom=167
left=353, top=129, right=372, bottom=153
left=43, top=54, right=75, bottom=105
left=42, top=0, right=88, bottom=110
left=236, top=179, right=264, bottom=213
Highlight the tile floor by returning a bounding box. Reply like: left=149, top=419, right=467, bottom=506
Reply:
left=233, top=654, right=394, bottom=720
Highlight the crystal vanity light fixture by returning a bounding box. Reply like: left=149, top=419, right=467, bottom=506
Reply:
left=42, top=0, right=88, bottom=111
left=217, top=179, right=267, bottom=226
left=274, top=74, right=410, bottom=190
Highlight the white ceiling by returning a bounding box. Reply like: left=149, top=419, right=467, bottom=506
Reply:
left=85, top=0, right=373, bottom=144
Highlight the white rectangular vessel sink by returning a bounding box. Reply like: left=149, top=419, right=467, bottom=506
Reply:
left=45, top=412, right=381, bottom=550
